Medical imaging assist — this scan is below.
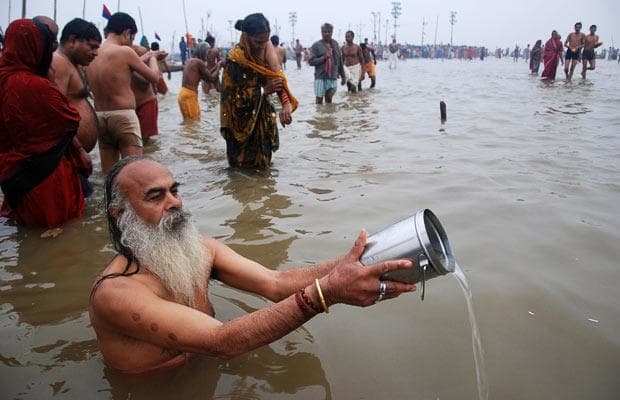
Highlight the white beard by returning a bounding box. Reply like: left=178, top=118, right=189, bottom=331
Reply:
left=118, top=206, right=208, bottom=307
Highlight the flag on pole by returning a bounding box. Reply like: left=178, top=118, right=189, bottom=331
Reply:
left=155, top=32, right=161, bottom=41
left=102, top=5, right=112, bottom=20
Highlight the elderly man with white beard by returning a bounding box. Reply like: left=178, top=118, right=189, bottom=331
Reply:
left=89, top=156, right=417, bottom=374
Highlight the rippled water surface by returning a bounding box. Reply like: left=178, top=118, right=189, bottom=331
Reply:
left=1, top=58, right=619, bottom=399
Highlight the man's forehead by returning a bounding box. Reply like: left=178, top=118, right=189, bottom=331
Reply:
left=118, top=160, right=175, bottom=192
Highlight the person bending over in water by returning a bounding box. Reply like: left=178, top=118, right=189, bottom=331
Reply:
left=178, top=43, right=219, bottom=120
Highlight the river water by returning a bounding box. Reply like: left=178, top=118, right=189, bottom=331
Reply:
left=1, top=58, right=619, bottom=399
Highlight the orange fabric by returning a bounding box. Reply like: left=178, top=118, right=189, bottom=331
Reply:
left=228, top=33, right=299, bottom=112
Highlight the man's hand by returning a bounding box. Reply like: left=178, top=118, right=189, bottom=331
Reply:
left=279, top=102, right=293, bottom=127
left=320, top=230, right=416, bottom=307
left=263, top=78, right=283, bottom=95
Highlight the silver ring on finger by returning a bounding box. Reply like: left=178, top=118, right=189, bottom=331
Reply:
left=377, top=280, right=387, bottom=302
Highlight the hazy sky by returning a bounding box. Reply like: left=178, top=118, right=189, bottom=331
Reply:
left=1, top=0, right=618, bottom=50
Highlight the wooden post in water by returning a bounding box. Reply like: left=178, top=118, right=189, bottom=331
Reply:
left=440, top=101, right=447, bottom=123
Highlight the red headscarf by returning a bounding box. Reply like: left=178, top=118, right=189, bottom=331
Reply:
left=0, top=19, right=79, bottom=182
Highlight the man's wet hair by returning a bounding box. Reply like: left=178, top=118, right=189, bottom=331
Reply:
left=270, top=35, right=279, bottom=46
left=321, top=23, right=334, bottom=32
left=346, top=30, right=354, bottom=37
left=150, top=41, right=159, bottom=50
left=590, top=24, right=596, bottom=30
left=91, top=155, right=152, bottom=301
left=60, top=18, right=101, bottom=45
left=575, top=22, right=582, bottom=28
left=104, top=12, right=138, bottom=36
left=205, top=34, right=215, bottom=46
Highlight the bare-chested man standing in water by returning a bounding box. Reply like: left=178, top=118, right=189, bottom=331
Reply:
left=87, top=12, right=162, bottom=174
left=178, top=43, right=220, bottom=120
left=564, top=22, right=586, bottom=81
left=270, top=35, right=287, bottom=70
left=581, top=25, right=602, bottom=79
left=50, top=19, right=101, bottom=156
left=342, top=30, right=364, bottom=93
left=202, top=34, right=222, bottom=93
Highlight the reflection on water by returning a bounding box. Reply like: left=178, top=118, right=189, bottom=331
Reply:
left=2, top=59, right=620, bottom=399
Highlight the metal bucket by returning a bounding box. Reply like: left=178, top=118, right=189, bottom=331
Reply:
left=360, top=209, right=456, bottom=291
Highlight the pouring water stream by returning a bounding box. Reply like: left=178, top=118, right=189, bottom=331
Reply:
left=453, top=263, right=489, bottom=400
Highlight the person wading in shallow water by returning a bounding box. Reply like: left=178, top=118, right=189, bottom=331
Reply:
left=220, top=13, right=298, bottom=169
left=309, top=23, right=346, bottom=104
left=88, top=156, right=416, bottom=374
left=0, top=18, right=92, bottom=228
left=49, top=18, right=101, bottom=197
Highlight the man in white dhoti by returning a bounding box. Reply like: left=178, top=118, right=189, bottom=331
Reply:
left=341, top=30, right=364, bottom=92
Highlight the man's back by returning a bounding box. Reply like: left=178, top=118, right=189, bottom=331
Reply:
left=181, top=58, right=208, bottom=90
left=276, top=47, right=286, bottom=65
left=88, top=42, right=139, bottom=111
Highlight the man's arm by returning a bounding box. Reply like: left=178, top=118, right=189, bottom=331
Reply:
left=49, top=54, right=70, bottom=95
left=208, top=230, right=369, bottom=302
left=308, top=43, right=325, bottom=66
left=198, top=62, right=219, bottom=81
left=336, top=45, right=346, bottom=80
left=594, top=36, right=603, bottom=48
left=127, top=47, right=160, bottom=84
left=92, top=235, right=415, bottom=359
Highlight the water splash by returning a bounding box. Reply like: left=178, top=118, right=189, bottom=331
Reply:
left=453, top=263, right=489, bottom=400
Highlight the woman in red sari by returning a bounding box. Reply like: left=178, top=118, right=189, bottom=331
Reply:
left=0, top=19, right=91, bottom=228
left=541, top=30, right=564, bottom=80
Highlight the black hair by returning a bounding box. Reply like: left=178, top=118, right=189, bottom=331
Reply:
left=60, top=18, right=101, bottom=45
left=32, top=19, right=55, bottom=77
left=104, top=12, right=137, bottom=35
left=90, top=155, right=151, bottom=301
left=150, top=41, right=159, bottom=50
left=575, top=22, right=582, bottom=27
left=205, top=34, right=215, bottom=46
left=346, top=30, right=354, bottom=37
left=234, top=13, right=270, bottom=36
left=321, top=23, right=334, bottom=32
left=590, top=25, right=596, bottom=30
left=270, top=35, right=279, bottom=46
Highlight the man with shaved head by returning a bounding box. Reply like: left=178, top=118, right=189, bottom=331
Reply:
left=89, top=156, right=416, bottom=373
